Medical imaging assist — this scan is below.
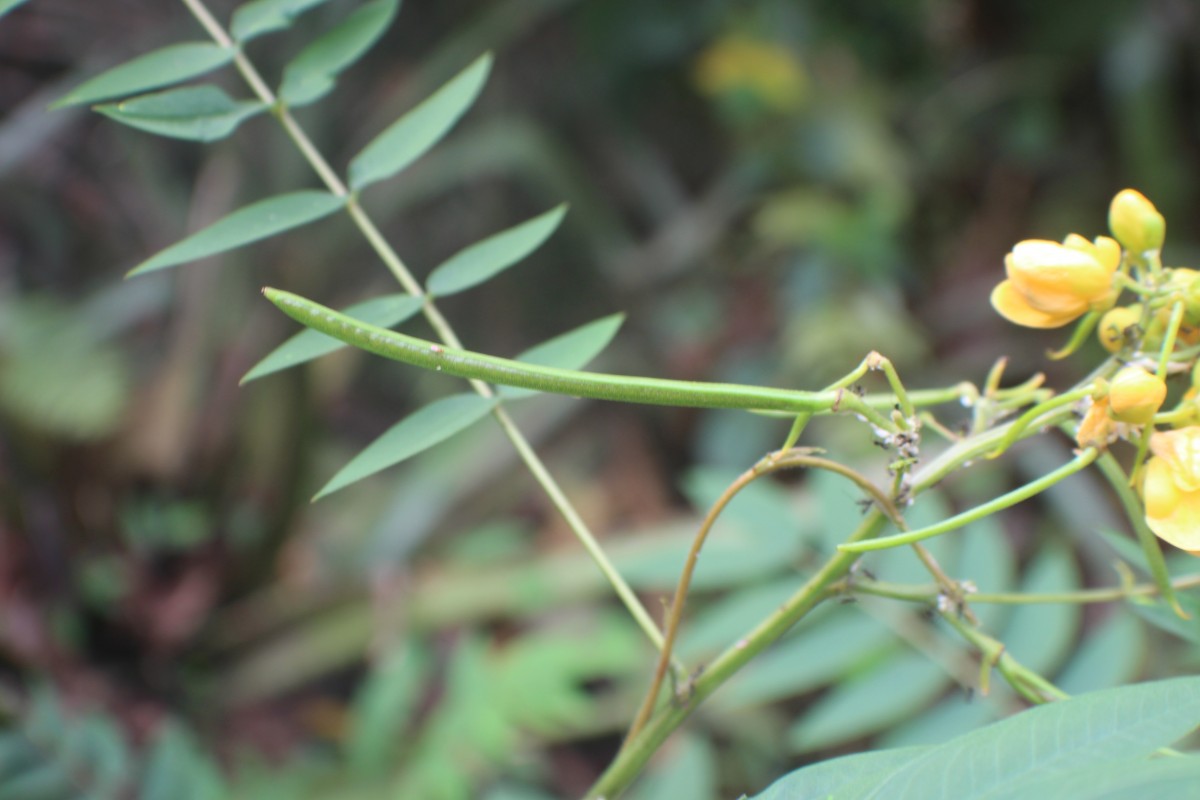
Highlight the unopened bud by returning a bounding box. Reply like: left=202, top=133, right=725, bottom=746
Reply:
left=1108, top=366, right=1166, bottom=425
left=1109, top=189, right=1165, bottom=254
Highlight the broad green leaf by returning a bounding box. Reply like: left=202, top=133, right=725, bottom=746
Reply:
left=853, top=675, right=1200, bottom=800
left=96, top=85, right=265, bottom=142
left=788, top=649, right=951, bottom=752
left=747, top=746, right=930, bottom=800
left=315, top=393, right=497, bottom=499
left=1055, top=609, right=1143, bottom=694
left=348, top=53, right=492, bottom=191
left=242, top=293, right=422, bottom=383
left=346, top=640, right=431, bottom=776
left=128, top=191, right=344, bottom=276
left=500, top=312, right=624, bottom=400
left=278, top=0, right=398, bottom=107
left=231, top=0, right=335, bottom=42
left=999, top=543, right=1081, bottom=677
left=0, top=0, right=31, bottom=20
left=53, top=42, right=234, bottom=108
left=427, top=205, right=567, bottom=297
left=989, top=755, right=1200, bottom=800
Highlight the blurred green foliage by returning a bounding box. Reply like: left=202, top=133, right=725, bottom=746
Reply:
left=2, top=0, right=1199, bottom=797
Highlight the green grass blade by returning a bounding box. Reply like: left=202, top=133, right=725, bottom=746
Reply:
left=278, top=0, right=399, bottom=107
left=314, top=393, right=498, bottom=499
left=348, top=53, right=492, bottom=191
left=128, top=191, right=344, bottom=276
left=96, top=85, right=266, bottom=142
left=52, top=42, right=234, bottom=108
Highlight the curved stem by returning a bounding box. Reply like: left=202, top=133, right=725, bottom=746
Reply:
left=840, top=447, right=1100, bottom=553
left=585, top=510, right=889, bottom=800
left=620, top=452, right=903, bottom=748
left=986, top=386, right=1093, bottom=460
left=180, top=0, right=680, bottom=670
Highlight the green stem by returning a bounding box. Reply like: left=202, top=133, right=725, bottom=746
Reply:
left=986, top=386, right=1093, bottom=460
left=584, top=511, right=889, bottom=800
left=180, top=0, right=680, bottom=671
left=844, top=573, right=1200, bottom=605
left=1093, top=451, right=1187, bottom=618
left=620, top=452, right=903, bottom=749
left=840, top=447, right=1100, bottom=553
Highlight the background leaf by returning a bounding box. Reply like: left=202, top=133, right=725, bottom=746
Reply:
left=426, top=205, right=567, bottom=297
left=500, top=312, right=624, bottom=399
left=315, top=393, right=498, bottom=499
left=242, top=293, right=423, bottom=383
left=348, top=53, right=492, bottom=191
left=96, top=85, right=265, bottom=142
left=53, top=42, right=233, bottom=108
left=278, top=0, right=399, bottom=107
left=0, top=0, right=31, bottom=19
left=856, top=676, right=1200, bottom=800
left=231, top=0, right=336, bottom=43
left=128, top=191, right=344, bottom=275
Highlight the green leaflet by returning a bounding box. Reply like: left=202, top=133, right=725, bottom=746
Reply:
left=96, top=86, right=266, bottom=142
left=348, top=53, right=493, bottom=191
left=53, top=42, right=234, bottom=108
left=242, top=293, right=424, bottom=383
left=128, top=191, right=345, bottom=276
left=500, top=312, right=624, bottom=400
left=0, top=0, right=32, bottom=19
left=427, top=205, right=568, bottom=297
left=315, top=393, right=498, bottom=499
left=278, top=0, right=399, bottom=107
left=231, top=0, right=337, bottom=43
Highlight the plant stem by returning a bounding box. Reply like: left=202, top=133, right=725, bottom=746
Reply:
left=620, top=452, right=903, bottom=748
left=179, top=0, right=679, bottom=671
left=584, top=511, right=889, bottom=800
left=840, top=447, right=1100, bottom=553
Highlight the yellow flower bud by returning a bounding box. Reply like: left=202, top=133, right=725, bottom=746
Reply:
left=1097, top=305, right=1142, bottom=352
left=1108, top=366, right=1166, bottom=424
left=1141, top=427, right=1200, bottom=554
left=990, top=236, right=1120, bottom=328
left=1109, top=189, right=1165, bottom=254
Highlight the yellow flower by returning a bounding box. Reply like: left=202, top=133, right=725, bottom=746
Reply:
left=990, top=235, right=1120, bottom=328
left=1108, top=366, right=1166, bottom=425
left=1142, top=428, right=1200, bottom=554
left=1109, top=189, right=1165, bottom=254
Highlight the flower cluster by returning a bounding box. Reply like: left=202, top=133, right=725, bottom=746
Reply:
left=993, top=189, right=1200, bottom=553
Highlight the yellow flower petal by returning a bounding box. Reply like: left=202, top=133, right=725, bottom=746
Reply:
left=990, top=280, right=1081, bottom=328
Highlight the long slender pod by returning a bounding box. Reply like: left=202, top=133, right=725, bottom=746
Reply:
left=264, top=288, right=843, bottom=413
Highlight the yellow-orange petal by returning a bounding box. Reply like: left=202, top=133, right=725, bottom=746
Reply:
left=990, top=281, right=1082, bottom=328
left=1144, top=456, right=1200, bottom=552
left=1007, top=240, right=1114, bottom=303
left=1149, top=428, right=1200, bottom=493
